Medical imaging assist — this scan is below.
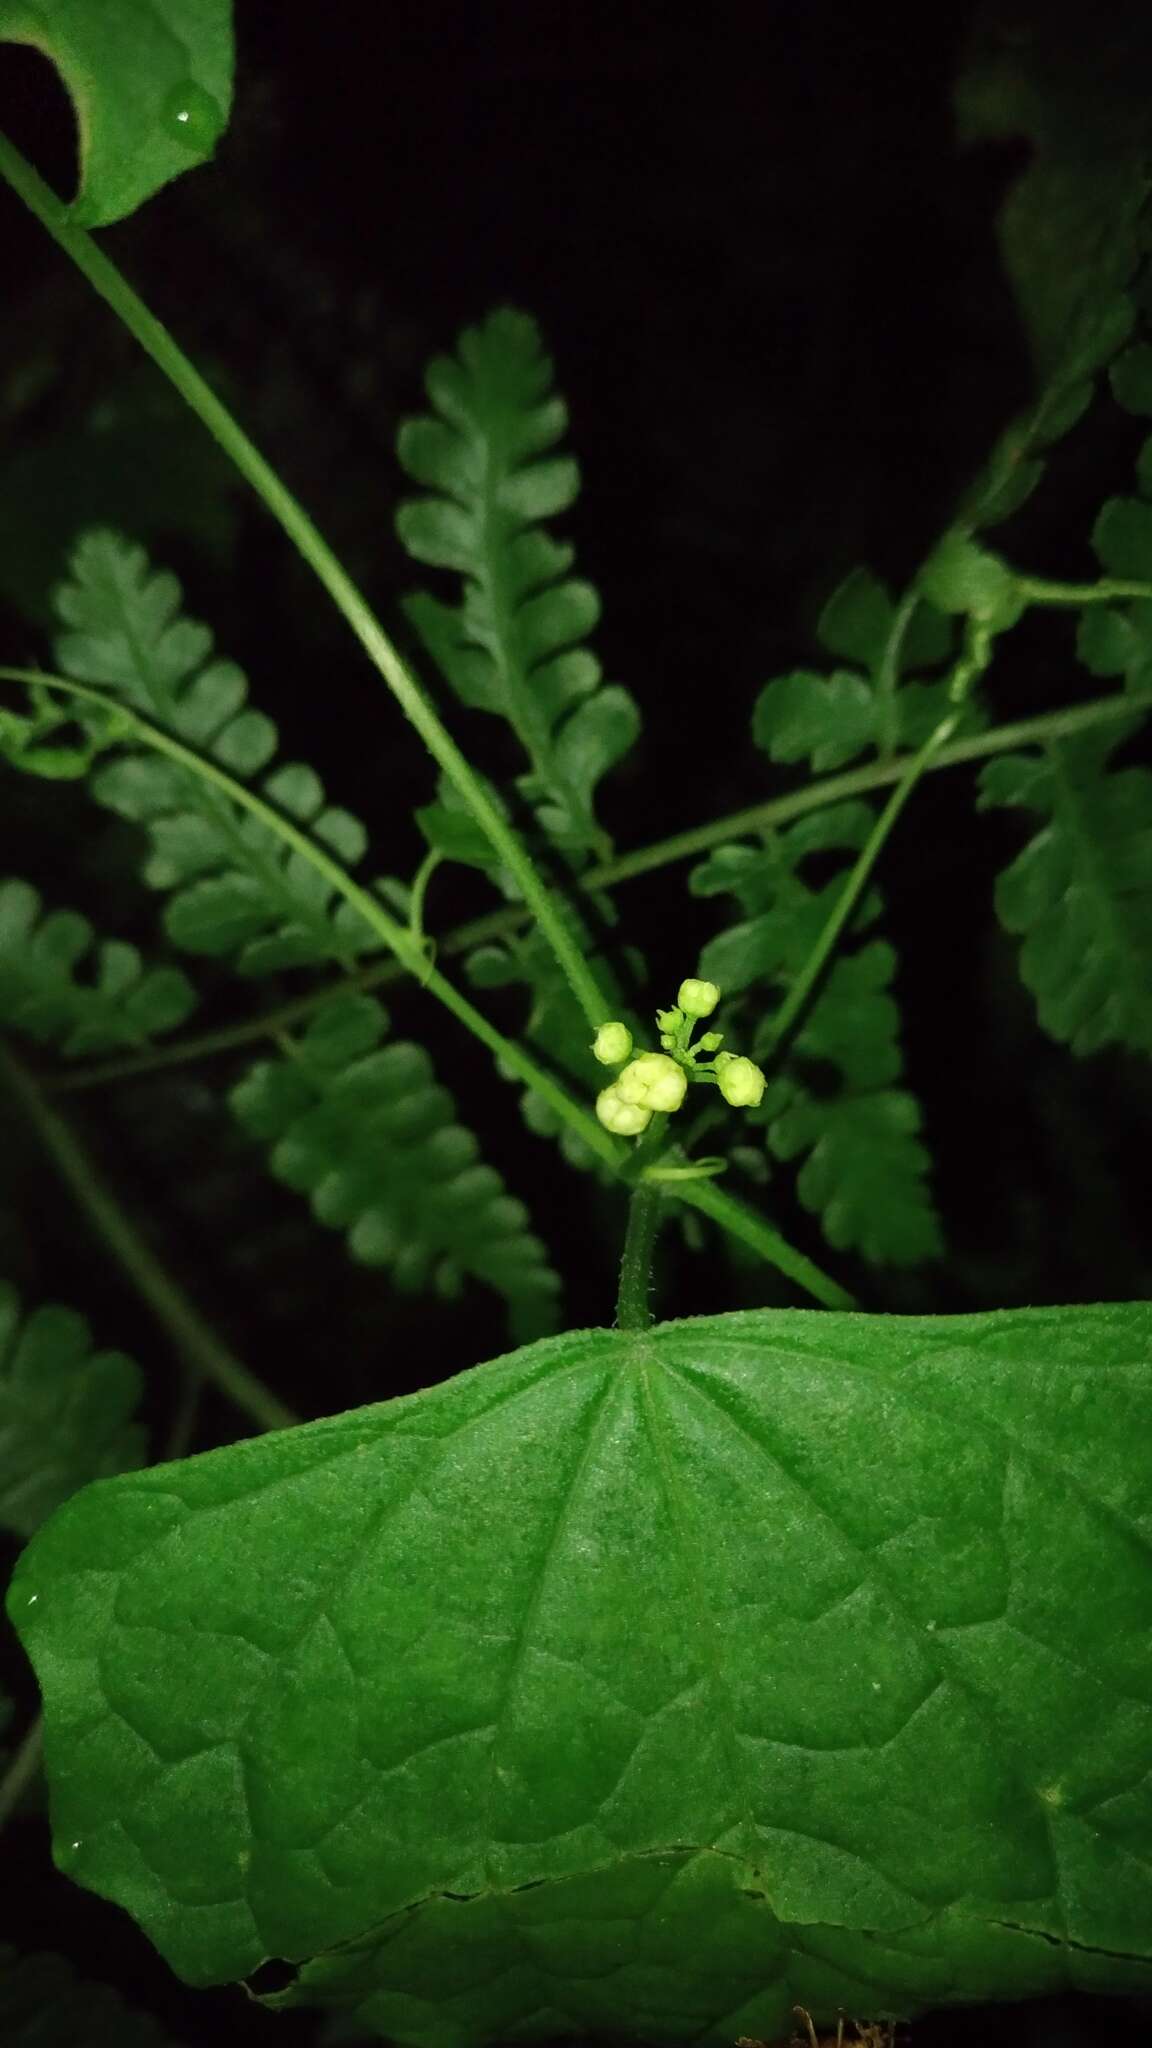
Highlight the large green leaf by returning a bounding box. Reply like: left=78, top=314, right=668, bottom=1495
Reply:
left=10, top=1304, right=1152, bottom=2045
left=0, top=0, right=233, bottom=226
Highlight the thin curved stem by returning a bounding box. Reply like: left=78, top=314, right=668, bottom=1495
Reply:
left=41, top=684, right=1152, bottom=1096
left=672, top=1178, right=855, bottom=1310
left=0, top=1039, right=299, bottom=1432
left=0, top=667, right=623, bottom=1172
left=0, top=133, right=608, bottom=1036
left=767, top=708, right=960, bottom=1055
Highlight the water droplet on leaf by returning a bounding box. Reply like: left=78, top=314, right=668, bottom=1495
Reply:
left=161, top=80, right=224, bottom=153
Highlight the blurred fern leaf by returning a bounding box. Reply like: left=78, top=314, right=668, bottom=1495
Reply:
left=691, top=810, right=942, bottom=1265
left=0, top=1283, right=145, bottom=1540
left=979, top=726, right=1152, bottom=1056
left=0, top=877, right=196, bottom=1056
left=396, top=308, right=640, bottom=860
left=50, top=530, right=375, bottom=975
left=230, top=994, right=562, bottom=1341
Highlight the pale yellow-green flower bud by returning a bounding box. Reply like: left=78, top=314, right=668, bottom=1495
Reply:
left=591, top=1020, right=633, bottom=1066
left=677, top=977, right=720, bottom=1019
left=715, top=1053, right=765, bottom=1108
left=596, top=1083, right=652, bottom=1135
left=615, top=1052, right=688, bottom=1113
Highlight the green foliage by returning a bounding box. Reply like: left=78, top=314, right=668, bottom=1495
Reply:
left=0, top=1282, right=144, bottom=1539
left=396, top=308, right=641, bottom=862
left=229, top=993, right=561, bottom=1341
left=0, top=1946, right=180, bottom=2048
left=51, top=529, right=377, bottom=973
left=979, top=726, right=1152, bottom=1056
left=692, top=807, right=942, bottom=1266
left=0, top=876, right=196, bottom=1055
left=0, top=0, right=233, bottom=227
left=12, top=1304, right=1152, bottom=2042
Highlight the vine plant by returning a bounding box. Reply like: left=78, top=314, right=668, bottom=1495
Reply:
left=0, top=9, right=1151, bottom=2048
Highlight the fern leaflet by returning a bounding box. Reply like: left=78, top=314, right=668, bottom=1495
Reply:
left=0, top=1282, right=145, bottom=1539
left=692, top=801, right=941, bottom=1266
left=979, top=727, right=1152, bottom=1055
left=50, top=529, right=376, bottom=974
left=0, top=877, right=196, bottom=1055
left=229, top=994, right=562, bottom=1341
left=396, top=308, right=640, bottom=862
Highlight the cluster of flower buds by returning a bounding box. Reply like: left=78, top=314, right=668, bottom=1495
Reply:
left=592, top=978, right=766, bottom=1135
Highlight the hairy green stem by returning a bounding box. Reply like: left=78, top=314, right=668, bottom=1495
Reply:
left=0, top=1038, right=299, bottom=1432
left=615, top=1182, right=665, bottom=1331
left=40, top=682, right=1152, bottom=1096
left=0, top=134, right=608, bottom=1037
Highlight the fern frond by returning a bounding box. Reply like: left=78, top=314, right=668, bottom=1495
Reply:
left=979, top=728, right=1152, bottom=1055
left=229, top=995, right=562, bottom=1341
left=753, top=567, right=980, bottom=774
left=50, top=530, right=375, bottom=974
left=0, top=877, right=196, bottom=1056
left=396, top=308, right=640, bottom=860
left=691, top=815, right=942, bottom=1265
left=0, top=1947, right=180, bottom=2048
left=0, top=1282, right=145, bottom=1539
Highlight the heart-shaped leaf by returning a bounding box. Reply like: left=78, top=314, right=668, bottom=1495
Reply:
left=9, top=1304, right=1152, bottom=2045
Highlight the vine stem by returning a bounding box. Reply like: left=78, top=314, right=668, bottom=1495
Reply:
left=0, top=133, right=607, bottom=1038
left=615, top=1184, right=664, bottom=1331
left=0, top=668, right=622, bottom=1173
left=0, top=1039, right=300, bottom=1433
left=43, top=684, right=1152, bottom=1096
left=767, top=707, right=960, bottom=1055
left=0, top=673, right=853, bottom=1307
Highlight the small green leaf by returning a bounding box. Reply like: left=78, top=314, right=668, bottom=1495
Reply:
left=0, top=877, right=196, bottom=1055
left=12, top=1304, right=1152, bottom=2036
left=0, top=1283, right=144, bottom=1539
left=752, top=668, right=876, bottom=772
left=917, top=533, right=1025, bottom=630
left=1092, top=497, right=1152, bottom=581
left=766, top=1083, right=943, bottom=1265
left=1111, top=341, right=1152, bottom=416
left=979, top=734, right=1152, bottom=1055
left=0, top=0, right=234, bottom=227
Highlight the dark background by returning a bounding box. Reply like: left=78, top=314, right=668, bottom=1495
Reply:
left=1, top=2, right=1151, bottom=2044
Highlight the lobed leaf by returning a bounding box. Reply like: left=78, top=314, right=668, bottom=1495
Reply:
left=693, top=823, right=941, bottom=1264
left=0, top=876, right=196, bottom=1056
left=230, top=994, right=561, bottom=1341
left=11, top=1304, right=1152, bottom=2041
left=50, top=530, right=377, bottom=974
left=396, top=310, right=640, bottom=858
left=979, top=731, right=1152, bottom=1056
left=0, top=1282, right=145, bottom=1540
